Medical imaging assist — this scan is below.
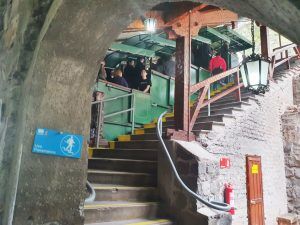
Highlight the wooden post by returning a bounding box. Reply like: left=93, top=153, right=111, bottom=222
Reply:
left=260, top=26, right=270, bottom=58
left=234, top=70, right=241, bottom=102
left=278, top=34, right=283, bottom=59
left=174, top=35, right=190, bottom=133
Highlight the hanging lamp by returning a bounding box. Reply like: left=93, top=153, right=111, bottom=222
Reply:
left=239, top=20, right=270, bottom=94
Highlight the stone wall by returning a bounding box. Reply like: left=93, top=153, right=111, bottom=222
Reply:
left=158, top=141, right=232, bottom=225
left=0, top=0, right=300, bottom=224
left=293, top=76, right=300, bottom=106
left=197, top=66, right=299, bottom=225
left=282, top=72, right=300, bottom=214
left=282, top=106, right=300, bottom=213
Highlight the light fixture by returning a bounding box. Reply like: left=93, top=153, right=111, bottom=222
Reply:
left=144, top=18, right=157, bottom=33
left=240, top=20, right=270, bottom=94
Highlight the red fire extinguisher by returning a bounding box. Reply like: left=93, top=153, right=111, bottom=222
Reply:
left=224, top=183, right=235, bottom=215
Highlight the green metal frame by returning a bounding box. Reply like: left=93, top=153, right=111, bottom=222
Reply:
left=199, top=27, right=231, bottom=44
left=215, top=26, right=252, bottom=52
left=110, top=43, right=156, bottom=57
left=95, top=64, right=212, bottom=141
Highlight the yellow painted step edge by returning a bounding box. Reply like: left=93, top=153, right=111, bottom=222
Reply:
left=118, top=135, right=131, bottom=142
left=93, top=186, right=156, bottom=190
left=165, top=112, right=174, bottom=118
left=134, top=129, right=145, bottom=135
left=88, top=147, right=93, bottom=159
left=127, top=219, right=171, bottom=225
left=153, top=117, right=166, bottom=123
left=84, top=202, right=158, bottom=209
left=144, top=123, right=156, bottom=129
left=109, top=141, right=115, bottom=149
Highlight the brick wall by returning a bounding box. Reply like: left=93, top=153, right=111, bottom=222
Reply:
left=198, top=70, right=296, bottom=225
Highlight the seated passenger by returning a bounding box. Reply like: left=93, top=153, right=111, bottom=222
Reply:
left=112, top=69, right=129, bottom=88
left=209, top=51, right=227, bottom=90
left=134, top=57, right=146, bottom=89
left=124, top=60, right=136, bottom=89
left=138, top=70, right=151, bottom=93
left=155, top=58, right=164, bottom=74
left=163, top=55, right=175, bottom=77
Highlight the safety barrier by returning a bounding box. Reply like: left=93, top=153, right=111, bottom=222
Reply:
left=92, top=65, right=211, bottom=141
left=269, top=43, right=300, bottom=79
left=189, top=67, right=242, bottom=132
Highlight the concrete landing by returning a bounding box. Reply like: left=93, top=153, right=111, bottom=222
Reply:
left=86, top=218, right=173, bottom=225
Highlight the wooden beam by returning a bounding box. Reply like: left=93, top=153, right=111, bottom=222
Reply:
left=165, top=4, right=208, bottom=26
left=196, top=9, right=238, bottom=27
left=190, top=67, right=239, bottom=93
left=260, top=26, right=270, bottom=58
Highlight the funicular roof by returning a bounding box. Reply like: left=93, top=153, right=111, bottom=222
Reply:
left=215, top=26, right=252, bottom=51
left=105, top=27, right=252, bottom=67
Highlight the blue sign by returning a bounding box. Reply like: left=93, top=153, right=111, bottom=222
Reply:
left=32, top=128, right=83, bottom=159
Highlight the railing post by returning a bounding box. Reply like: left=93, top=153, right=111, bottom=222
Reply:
left=234, top=69, right=241, bottom=102
left=285, top=50, right=290, bottom=69
left=96, top=101, right=103, bottom=149
left=131, top=94, right=135, bottom=134
left=208, top=86, right=211, bottom=116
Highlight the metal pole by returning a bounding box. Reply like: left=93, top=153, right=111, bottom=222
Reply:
left=96, top=101, right=103, bottom=149
left=208, top=86, right=211, bottom=116
left=131, top=94, right=135, bottom=134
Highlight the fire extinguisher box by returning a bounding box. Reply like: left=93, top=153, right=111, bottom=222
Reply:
left=277, top=214, right=299, bottom=225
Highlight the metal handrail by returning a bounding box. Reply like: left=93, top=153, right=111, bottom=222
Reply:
left=104, top=108, right=133, bottom=119
left=85, top=180, right=96, bottom=203
left=92, top=92, right=136, bottom=148
left=156, top=111, right=231, bottom=212
left=91, top=93, right=134, bottom=105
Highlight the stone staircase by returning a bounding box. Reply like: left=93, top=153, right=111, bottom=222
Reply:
left=85, top=92, right=257, bottom=225
left=84, top=62, right=300, bottom=225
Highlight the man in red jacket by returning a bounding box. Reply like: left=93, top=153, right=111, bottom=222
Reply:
left=209, top=52, right=227, bottom=90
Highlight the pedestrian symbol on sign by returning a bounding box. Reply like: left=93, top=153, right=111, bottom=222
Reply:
left=60, top=135, right=81, bottom=156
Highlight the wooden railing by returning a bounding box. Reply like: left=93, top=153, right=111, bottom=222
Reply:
left=189, top=67, right=243, bottom=132
left=269, top=43, right=300, bottom=79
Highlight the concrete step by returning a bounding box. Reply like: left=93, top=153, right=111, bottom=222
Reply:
left=193, top=121, right=225, bottom=131
left=88, top=170, right=157, bottom=187
left=165, top=114, right=235, bottom=124
left=113, top=141, right=160, bottom=149
left=84, top=201, right=160, bottom=223
left=130, top=133, right=159, bottom=141
left=141, top=121, right=225, bottom=134
left=88, top=158, right=157, bottom=174
left=212, top=96, right=257, bottom=105
left=200, top=107, right=244, bottom=116
left=92, top=149, right=158, bottom=161
left=85, top=218, right=173, bottom=225
left=200, top=101, right=251, bottom=112
left=219, top=92, right=257, bottom=102
left=92, top=184, right=158, bottom=202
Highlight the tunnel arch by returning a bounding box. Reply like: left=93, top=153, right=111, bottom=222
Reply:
left=3, top=0, right=300, bottom=224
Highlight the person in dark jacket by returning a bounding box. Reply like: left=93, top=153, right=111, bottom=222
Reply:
left=138, top=69, right=151, bottom=93
left=112, top=69, right=129, bottom=88
left=134, top=57, right=146, bottom=89
left=124, top=60, right=136, bottom=88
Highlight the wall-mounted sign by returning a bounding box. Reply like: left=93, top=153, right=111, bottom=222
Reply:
left=220, top=157, right=231, bottom=169
left=251, top=164, right=259, bottom=174
left=32, top=128, right=83, bottom=159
